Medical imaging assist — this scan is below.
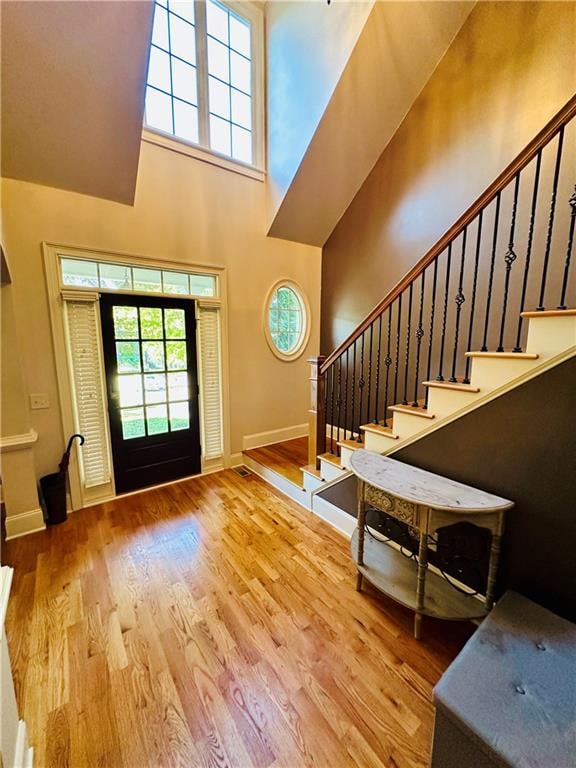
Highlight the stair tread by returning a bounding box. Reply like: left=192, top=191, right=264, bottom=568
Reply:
left=301, top=464, right=322, bottom=479
left=337, top=438, right=365, bottom=450
left=423, top=380, right=480, bottom=393
left=360, top=423, right=399, bottom=439
left=389, top=403, right=435, bottom=419
left=466, top=351, right=539, bottom=359
left=521, top=309, right=576, bottom=318
left=317, top=452, right=343, bottom=467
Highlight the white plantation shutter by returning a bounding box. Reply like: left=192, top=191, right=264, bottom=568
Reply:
left=63, top=294, right=111, bottom=487
left=198, top=305, right=223, bottom=459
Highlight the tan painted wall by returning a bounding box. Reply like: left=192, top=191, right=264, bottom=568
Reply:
left=321, top=1, right=576, bottom=353
left=266, top=0, right=373, bottom=227
left=1, top=142, right=321, bottom=479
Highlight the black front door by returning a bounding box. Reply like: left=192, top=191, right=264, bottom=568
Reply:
left=100, top=293, right=201, bottom=494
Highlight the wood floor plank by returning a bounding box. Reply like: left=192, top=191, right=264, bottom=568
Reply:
left=244, top=437, right=309, bottom=487
left=3, top=468, right=473, bottom=767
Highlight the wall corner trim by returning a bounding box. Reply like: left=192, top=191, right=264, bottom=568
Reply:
left=4, top=508, right=46, bottom=540
left=242, top=423, right=308, bottom=451
left=0, top=429, right=38, bottom=453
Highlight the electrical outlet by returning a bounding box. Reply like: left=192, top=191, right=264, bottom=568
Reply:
left=30, top=393, right=50, bottom=410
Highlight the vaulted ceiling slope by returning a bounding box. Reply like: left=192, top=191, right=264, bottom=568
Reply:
left=1, top=1, right=154, bottom=205
left=267, top=1, right=475, bottom=247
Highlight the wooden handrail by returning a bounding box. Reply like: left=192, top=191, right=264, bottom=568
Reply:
left=321, top=94, right=576, bottom=374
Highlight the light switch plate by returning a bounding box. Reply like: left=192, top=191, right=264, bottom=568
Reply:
left=30, top=393, right=50, bottom=410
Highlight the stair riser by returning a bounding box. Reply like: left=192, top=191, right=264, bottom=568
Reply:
left=526, top=315, right=576, bottom=356
left=303, top=473, right=324, bottom=494
left=468, top=357, right=539, bottom=390
left=319, top=458, right=346, bottom=482
left=340, top=445, right=356, bottom=470
left=426, top=387, right=482, bottom=419
left=390, top=411, right=431, bottom=439
left=364, top=430, right=399, bottom=453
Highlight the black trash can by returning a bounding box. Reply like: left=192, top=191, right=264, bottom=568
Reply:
left=40, top=471, right=67, bottom=525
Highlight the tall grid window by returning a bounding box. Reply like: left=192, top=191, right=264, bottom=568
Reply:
left=145, top=0, right=256, bottom=166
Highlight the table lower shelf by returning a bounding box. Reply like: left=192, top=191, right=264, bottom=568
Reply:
left=351, top=529, right=489, bottom=622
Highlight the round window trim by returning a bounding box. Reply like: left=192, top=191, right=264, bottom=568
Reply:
left=264, top=280, right=311, bottom=361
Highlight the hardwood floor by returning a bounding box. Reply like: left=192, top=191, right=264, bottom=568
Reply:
left=3, top=469, right=473, bottom=767
left=244, top=437, right=309, bottom=486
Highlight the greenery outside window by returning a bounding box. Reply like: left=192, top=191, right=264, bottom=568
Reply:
left=264, top=280, right=310, bottom=361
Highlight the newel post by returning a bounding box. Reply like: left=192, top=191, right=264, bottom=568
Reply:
left=307, top=356, right=326, bottom=469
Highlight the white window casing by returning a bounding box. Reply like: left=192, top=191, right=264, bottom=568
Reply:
left=198, top=304, right=223, bottom=459
left=62, top=292, right=111, bottom=488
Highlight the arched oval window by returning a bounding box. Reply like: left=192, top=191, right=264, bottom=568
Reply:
left=264, top=281, right=310, bottom=361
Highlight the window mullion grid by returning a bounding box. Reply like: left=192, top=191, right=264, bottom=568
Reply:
left=195, top=0, right=210, bottom=148
left=227, top=11, right=233, bottom=158
left=165, top=5, right=176, bottom=134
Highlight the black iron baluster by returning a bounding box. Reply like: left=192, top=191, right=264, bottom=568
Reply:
left=481, top=191, right=501, bottom=351
left=366, top=322, right=374, bottom=427
left=412, top=270, right=426, bottom=406
left=373, top=314, right=383, bottom=423
left=394, top=294, right=402, bottom=405
left=514, top=151, right=542, bottom=351
left=449, top=228, right=467, bottom=381
left=351, top=341, right=357, bottom=443
left=329, top=365, right=336, bottom=454
left=336, top=358, right=343, bottom=447
left=343, top=347, right=349, bottom=440
left=402, top=283, right=413, bottom=405
left=558, top=186, right=576, bottom=310
left=464, top=212, right=483, bottom=381
left=357, top=333, right=365, bottom=442
left=382, top=304, right=393, bottom=425
left=538, top=126, right=565, bottom=311
left=424, top=258, right=438, bottom=408
left=497, top=173, right=521, bottom=352
left=437, top=245, right=452, bottom=380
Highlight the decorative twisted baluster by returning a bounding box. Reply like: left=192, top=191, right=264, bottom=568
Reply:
left=412, top=270, right=426, bottom=406
left=329, top=365, right=336, bottom=454
left=357, top=333, right=365, bottom=442
left=336, top=358, right=343, bottom=445
left=497, top=173, right=521, bottom=352
left=403, top=282, right=413, bottom=404
left=424, top=258, right=439, bottom=408
left=558, top=186, right=576, bottom=310
left=351, top=341, right=357, bottom=442
left=373, top=315, right=383, bottom=423
left=464, top=211, right=483, bottom=382
left=394, top=294, right=402, bottom=404
left=366, top=322, right=374, bottom=427
left=343, top=347, right=349, bottom=440
left=449, top=228, right=467, bottom=382
left=383, top=305, right=393, bottom=424
left=514, top=151, right=542, bottom=351
left=481, top=191, right=501, bottom=351
left=538, top=126, right=565, bottom=311
left=436, top=245, right=452, bottom=380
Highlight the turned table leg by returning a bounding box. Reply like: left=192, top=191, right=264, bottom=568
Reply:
left=414, top=508, right=429, bottom=640
left=485, top=512, right=504, bottom=611
left=356, top=480, right=366, bottom=591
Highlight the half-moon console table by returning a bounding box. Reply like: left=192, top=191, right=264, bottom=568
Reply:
left=349, top=450, right=514, bottom=639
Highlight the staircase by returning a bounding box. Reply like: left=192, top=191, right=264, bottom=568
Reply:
left=304, top=96, right=576, bottom=513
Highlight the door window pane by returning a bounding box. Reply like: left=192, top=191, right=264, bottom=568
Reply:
left=166, top=341, right=187, bottom=370
left=147, top=404, right=169, bottom=434
left=133, top=267, right=162, bottom=292
left=168, top=371, right=189, bottom=401
left=142, top=341, right=165, bottom=371
left=61, top=258, right=99, bottom=287
left=100, top=263, right=132, bottom=290
left=170, top=401, right=190, bottom=431
left=139, top=307, right=163, bottom=339
left=121, top=407, right=146, bottom=440
left=113, top=306, right=139, bottom=338
left=119, top=374, right=143, bottom=407
left=165, top=308, right=186, bottom=338
left=144, top=373, right=167, bottom=404
left=162, top=271, right=189, bottom=295
left=116, top=342, right=141, bottom=373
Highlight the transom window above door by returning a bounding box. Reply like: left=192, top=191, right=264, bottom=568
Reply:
left=144, top=0, right=263, bottom=169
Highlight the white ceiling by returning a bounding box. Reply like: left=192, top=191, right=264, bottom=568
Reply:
left=1, top=1, right=154, bottom=205
left=267, top=1, right=476, bottom=246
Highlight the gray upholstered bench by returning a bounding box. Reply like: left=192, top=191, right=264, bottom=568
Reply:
left=431, top=591, right=576, bottom=768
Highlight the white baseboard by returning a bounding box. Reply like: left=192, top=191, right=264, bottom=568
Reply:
left=311, top=494, right=355, bottom=538
left=227, top=452, right=244, bottom=467
left=242, top=423, right=308, bottom=451
left=4, top=508, right=45, bottom=540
